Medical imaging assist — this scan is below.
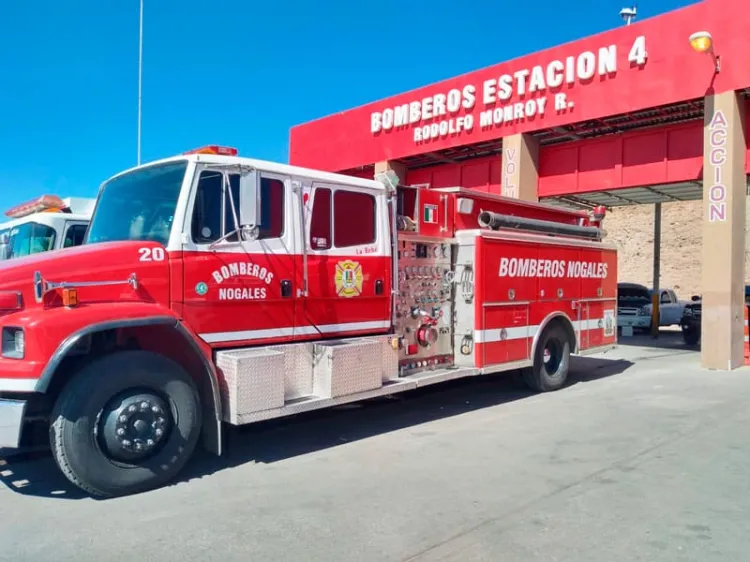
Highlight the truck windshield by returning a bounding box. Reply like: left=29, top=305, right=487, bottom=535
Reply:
left=86, top=160, right=188, bottom=246
left=1, top=222, right=57, bottom=260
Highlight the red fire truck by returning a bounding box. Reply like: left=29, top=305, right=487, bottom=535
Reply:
left=0, top=146, right=617, bottom=497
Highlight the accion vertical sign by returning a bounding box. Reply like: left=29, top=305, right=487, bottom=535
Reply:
left=708, top=110, right=728, bottom=222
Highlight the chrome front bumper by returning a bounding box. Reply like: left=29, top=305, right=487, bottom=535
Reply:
left=618, top=316, right=650, bottom=328
left=0, top=398, right=27, bottom=449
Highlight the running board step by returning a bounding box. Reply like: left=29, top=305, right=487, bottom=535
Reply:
left=225, top=367, right=480, bottom=425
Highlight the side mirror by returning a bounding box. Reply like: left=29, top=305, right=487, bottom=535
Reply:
left=691, top=295, right=700, bottom=301
left=239, top=171, right=260, bottom=228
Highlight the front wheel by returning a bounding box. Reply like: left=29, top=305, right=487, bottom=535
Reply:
left=522, top=322, right=571, bottom=392
left=50, top=350, right=202, bottom=498
left=682, top=326, right=700, bottom=346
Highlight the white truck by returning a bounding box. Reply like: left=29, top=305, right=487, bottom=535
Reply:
left=0, top=195, right=94, bottom=261
left=617, top=282, right=688, bottom=333
left=647, top=287, right=690, bottom=327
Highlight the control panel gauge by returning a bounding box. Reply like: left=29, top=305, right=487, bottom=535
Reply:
left=395, top=237, right=456, bottom=375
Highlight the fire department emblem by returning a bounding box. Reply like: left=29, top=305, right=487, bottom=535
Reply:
left=335, top=260, right=363, bottom=298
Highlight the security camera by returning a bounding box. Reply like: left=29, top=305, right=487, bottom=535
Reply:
left=620, top=6, right=637, bottom=22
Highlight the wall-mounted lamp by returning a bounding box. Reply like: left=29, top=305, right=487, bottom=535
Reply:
left=689, top=31, right=721, bottom=73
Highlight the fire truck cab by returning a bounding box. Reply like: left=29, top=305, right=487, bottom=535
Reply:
left=0, top=146, right=617, bottom=498
left=0, top=195, right=93, bottom=261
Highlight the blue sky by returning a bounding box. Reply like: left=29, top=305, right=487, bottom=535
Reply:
left=0, top=0, right=693, bottom=210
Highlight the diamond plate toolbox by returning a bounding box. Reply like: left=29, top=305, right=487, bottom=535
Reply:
left=215, top=348, right=285, bottom=423
left=313, top=339, right=383, bottom=399
left=267, top=343, right=314, bottom=400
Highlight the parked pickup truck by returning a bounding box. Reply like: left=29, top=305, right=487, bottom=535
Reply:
left=646, top=287, right=690, bottom=327
left=617, top=283, right=689, bottom=331
left=680, top=296, right=702, bottom=345
left=680, top=286, right=750, bottom=345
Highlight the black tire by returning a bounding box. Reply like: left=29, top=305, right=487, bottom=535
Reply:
left=682, top=327, right=700, bottom=346
left=49, top=350, right=202, bottom=498
left=522, top=322, right=571, bottom=392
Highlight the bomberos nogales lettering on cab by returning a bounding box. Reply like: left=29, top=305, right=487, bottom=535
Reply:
left=211, top=262, right=274, bottom=300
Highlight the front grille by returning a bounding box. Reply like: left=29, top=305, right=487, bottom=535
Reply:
left=617, top=307, right=639, bottom=316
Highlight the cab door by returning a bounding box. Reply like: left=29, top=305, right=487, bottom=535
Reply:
left=180, top=166, right=296, bottom=347
left=298, top=181, right=391, bottom=339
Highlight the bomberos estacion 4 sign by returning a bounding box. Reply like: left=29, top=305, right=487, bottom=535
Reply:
left=370, top=36, right=648, bottom=144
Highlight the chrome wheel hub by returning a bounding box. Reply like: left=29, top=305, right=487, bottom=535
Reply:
left=99, top=391, right=172, bottom=462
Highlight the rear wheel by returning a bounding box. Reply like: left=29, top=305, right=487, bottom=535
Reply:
left=522, top=322, right=571, bottom=392
left=50, top=350, right=202, bottom=498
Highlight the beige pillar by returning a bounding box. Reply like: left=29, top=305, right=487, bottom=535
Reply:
left=701, top=89, right=747, bottom=370
left=374, top=160, right=406, bottom=185
left=501, top=133, right=539, bottom=201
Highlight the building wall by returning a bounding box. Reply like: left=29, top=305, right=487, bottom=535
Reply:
left=604, top=197, right=750, bottom=299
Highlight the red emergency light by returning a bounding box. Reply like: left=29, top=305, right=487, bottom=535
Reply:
left=5, top=195, right=69, bottom=219
left=183, top=145, right=238, bottom=156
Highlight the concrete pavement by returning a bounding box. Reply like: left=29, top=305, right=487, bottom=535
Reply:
left=1, top=333, right=748, bottom=562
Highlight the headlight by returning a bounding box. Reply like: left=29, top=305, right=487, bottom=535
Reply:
left=683, top=308, right=693, bottom=317
left=638, top=307, right=651, bottom=316
left=2, top=327, right=24, bottom=359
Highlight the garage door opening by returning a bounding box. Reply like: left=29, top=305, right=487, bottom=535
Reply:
left=542, top=178, right=750, bottom=353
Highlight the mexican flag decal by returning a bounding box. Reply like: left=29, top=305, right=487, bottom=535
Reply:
left=423, top=204, right=438, bottom=224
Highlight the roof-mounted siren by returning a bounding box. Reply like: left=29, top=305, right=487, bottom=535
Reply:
left=589, top=205, right=607, bottom=223
left=5, top=194, right=70, bottom=219
left=620, top=4, right=636, bottom=25
left=586, top=205, right=608, bottom=237
left=183, top=145, right=238, bottom=156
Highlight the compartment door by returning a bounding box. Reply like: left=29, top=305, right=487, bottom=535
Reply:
left=481, top=303, right=530, bottom=367
left=576, top=301, right=590, bottom=351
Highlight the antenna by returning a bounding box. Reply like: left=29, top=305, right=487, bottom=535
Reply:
left=619, top=4, right=637, bottom=25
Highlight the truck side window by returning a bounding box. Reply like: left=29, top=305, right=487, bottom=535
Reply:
left=309, top=188, right=332, bottom=250
left=255, top=178, right=285, bottom=240
left=191, top=172, right=285, bottom=244
left=191, top=171, right=223, bottom=243
left=334, top=190, right=376, bottom=248
left=64, top=224, right=88, bottom=248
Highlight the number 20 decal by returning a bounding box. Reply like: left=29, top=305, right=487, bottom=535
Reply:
left=138, top=247, right=165, bottom=262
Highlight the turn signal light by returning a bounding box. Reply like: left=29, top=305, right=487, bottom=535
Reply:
left=62, top=288, right=79, bottom=307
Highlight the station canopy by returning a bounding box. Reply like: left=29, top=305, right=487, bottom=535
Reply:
left=383, top=91, right=750, bottom=212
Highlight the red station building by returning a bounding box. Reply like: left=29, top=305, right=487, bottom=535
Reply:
left=289, top=0, right=750, bottom=371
